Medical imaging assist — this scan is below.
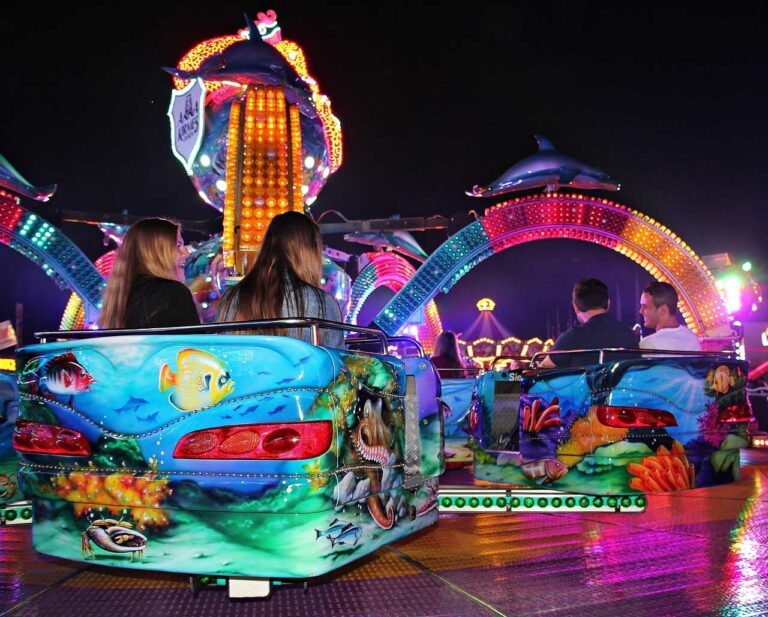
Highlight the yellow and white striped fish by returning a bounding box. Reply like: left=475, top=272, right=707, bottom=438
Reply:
left=159, top=349, right=235, bottom=411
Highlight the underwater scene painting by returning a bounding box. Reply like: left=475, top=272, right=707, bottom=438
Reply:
left=15, top=334, right=442, bottom=578
left=472, top=358, right=750, bottom=495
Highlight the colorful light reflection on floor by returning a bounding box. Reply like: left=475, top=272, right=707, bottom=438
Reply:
left=2, top=451, right=768, bottom=616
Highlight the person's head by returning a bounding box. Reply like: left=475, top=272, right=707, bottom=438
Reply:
left=257, top=211, right=323, bottom=287
left=223, top=211, right=324, bottom=322
left=571, top=278, right=610, bottom=322
left=99, top=218, right=185, bottom=329
left=433, top=331, right=464, bottom=366
left=640, top=281, right=680, bottom=330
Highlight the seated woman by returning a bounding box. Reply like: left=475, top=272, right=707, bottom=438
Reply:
left=217, top=211, right=344, bottom=348
left=430, top=331, right=469, bottom=379
left=99, top=218, right=200, bottom=329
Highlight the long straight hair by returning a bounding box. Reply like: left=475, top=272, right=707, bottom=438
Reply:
left=99, top=218, right=180, bottom=329
left=219, top=211, right=325, bottom=333
left=432, top=331, right=465, bottom=368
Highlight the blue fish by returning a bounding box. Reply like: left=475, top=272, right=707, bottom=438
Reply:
left=137, top=411, right=159, bottom=422
left=239, top=404, right=260, bottom=416
left=115, top=396, right=149, bottom=414
left=293, top=356, right=312, bottom=367
left=268, top=404, right=286, bottom=415
left=220, top=414, right=233, bottom=419
left=256, top=371, right=272, bottom=376
left=0, top=153, right=56, bottom=202
left=315, top=518, right=352, bottom=541
left=277, top=377, right=297, bottom=385
left=332, top=525, right=362, bottom=547
left=466, top=135, right=620, bottom=197
left=163, top=14, right=315, bottom=118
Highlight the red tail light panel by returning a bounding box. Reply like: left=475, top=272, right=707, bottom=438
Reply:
left=596, top=405, right=678, bottom=428
left=174, top=421, right=333, bottom=460
left=13, top=420, right=91, bottom=456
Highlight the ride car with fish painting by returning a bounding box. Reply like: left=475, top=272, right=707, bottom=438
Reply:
left=12, top=319, right=443, bottom=597
left=468, top=349, right=752, bottom=496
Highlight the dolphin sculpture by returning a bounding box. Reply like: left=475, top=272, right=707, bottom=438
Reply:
left=0, top=153, right=56, bottom=201
left=466, top=135, right=620, bottom=197
left=163, top=14, right=316, bottom=118
left=344, top=216, right=429, bottom=263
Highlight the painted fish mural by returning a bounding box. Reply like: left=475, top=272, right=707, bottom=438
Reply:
left=14, top=333, right=443, bottom=580
left=21, top=352, right=95, bottom=397
left=472, top=357, right=750, bottom=494
left=159, top=348, right=235, bottom=411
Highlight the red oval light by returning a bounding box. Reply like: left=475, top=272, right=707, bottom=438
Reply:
left=181, top=431, right=218, bottom=455
left=262, top=428, right=300, bottom=454
left=219, top=430, right=260, bottom=455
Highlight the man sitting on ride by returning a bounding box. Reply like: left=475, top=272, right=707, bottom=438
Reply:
left=638, top=281, right=701, bottom=351
left=540, top=278, right=637, bottom=367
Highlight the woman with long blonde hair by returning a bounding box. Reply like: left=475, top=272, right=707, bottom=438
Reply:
left=217, top=211, right=344, bottom=347
left=99, top=218, right=199, bottom=329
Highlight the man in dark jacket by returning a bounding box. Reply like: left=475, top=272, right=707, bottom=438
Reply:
left=540, top=278, right=637, bottom=367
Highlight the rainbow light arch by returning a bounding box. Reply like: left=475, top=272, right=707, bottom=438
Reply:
left=0, top=190, right=105, bottom=316
left=374, top=193, right=730, bottom=338
left=348, top=252, right=443, bottom=353
left=59, top=251, right=116, bottom=330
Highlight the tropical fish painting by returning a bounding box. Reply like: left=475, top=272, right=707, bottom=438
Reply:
left=473, top=357, right=751, bottom=494
left=14, top=334, right=442, bottom=580
left=22, top=351, right=96, bottom=396
left=159, top=349, right=235, bottom=411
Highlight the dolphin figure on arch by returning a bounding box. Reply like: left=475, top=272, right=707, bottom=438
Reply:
left=466, top=135, right=620, bottom=197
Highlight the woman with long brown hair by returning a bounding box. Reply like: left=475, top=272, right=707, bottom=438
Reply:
left=430, top=331, right=469, bottom=379
left=99, top=218, right=200, bottom=329
left=217, top=211, right=344, bottom=347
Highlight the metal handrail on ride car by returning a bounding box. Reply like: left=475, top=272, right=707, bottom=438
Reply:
left=531, top=347, right=739, bottom=367
left=35, top=318, right=389, bottom=353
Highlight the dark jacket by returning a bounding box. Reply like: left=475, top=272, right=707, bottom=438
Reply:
left=125, top=276, right=200, bottom=329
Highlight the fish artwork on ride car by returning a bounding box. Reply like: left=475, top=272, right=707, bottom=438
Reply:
left=472, top=357, right=750, bottom=495
left=14, top=333, right=442, bottom=578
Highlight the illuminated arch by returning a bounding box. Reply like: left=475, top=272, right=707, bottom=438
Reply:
left=374, top=193, right=730, bottom=338
left=0, top=190, right=105, bottom=317
left=349, top=252, right=443, bottom=353
left=60, top=251, right=116, bottom=329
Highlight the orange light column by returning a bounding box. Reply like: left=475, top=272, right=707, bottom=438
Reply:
left=222, top=85, right=304, bottom=273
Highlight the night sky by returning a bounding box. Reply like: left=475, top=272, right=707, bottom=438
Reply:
left=2, top=2, right=767, bottom=343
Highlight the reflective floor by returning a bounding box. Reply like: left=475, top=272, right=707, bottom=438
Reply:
left=3, top=450, right=768, bottom=617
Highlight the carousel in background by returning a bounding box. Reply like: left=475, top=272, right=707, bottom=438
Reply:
left=458, top=298, right=553, bottom=368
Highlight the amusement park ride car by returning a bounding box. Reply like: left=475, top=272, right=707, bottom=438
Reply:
left=2, top=321, right=753, bottom=598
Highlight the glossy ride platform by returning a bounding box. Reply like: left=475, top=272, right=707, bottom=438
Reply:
left=3, top=450, right=768, bottom=617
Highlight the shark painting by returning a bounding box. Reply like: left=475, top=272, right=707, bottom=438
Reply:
left=466, top=135, right=620, bottom=197
left=0, top=153, right=56, bottom=201
left=344, top=216, right=429, bottom=262
left=163, top=14, right=315, bottom=118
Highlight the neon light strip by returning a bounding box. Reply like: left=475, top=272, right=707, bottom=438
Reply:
left=438, top=487, right=647, bottom=513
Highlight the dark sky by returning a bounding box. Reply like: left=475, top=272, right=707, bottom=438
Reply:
left=2, top=2, right=767, bottom=343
